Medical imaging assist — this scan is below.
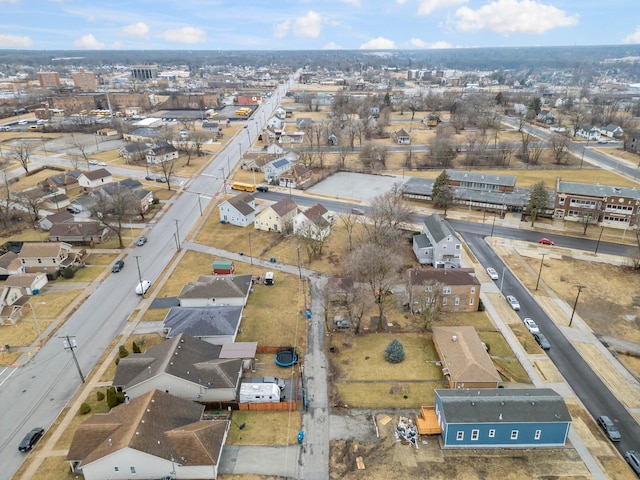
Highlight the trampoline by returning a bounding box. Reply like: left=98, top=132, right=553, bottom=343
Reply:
left=275, top=348, right=298, bottom=367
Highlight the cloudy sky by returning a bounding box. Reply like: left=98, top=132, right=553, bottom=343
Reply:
left=1, top=0, right=639, bottom=51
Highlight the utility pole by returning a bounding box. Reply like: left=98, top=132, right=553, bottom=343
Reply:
left=535, top=253, right=546, bottom=291
left=594, top=226, right=604, bottom=255
left=60, top=334, right=85, bottom=384
left=174, top=219, right=181, bottom=250
left=134, top=255, right=144, bottom=298
left=248, top=233, right=253, bottom=266
left=569, top=285, right=586, bottom=327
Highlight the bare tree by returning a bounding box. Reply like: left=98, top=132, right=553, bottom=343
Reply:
left=296, top=221, right=330, bottom=261
left=0, top=174, right=14, bottom=228
left=14, top=187, right=46, bottom=228
left=580, top=212, right=595, bottom=235
left=155, top=159, right=177, bottom=190
left=339, top=282, right=368, bottom=334
left=90, top=186, right=140, bottom=248
left=497, top=141, right=514, bottom=167
left=70, top=133, right=92, bottom=169
left=405, top=271, right=443, bottom=331
left=346, top=243, right=402, bottom=328
left=339, top=212, right=360, bottom=251
left=549, top=133, right=572, bottom=165
left=10, top=141, right=34, bottom=174
left=189, top=130, right=209, bottom=157
left=358, top=141, right=388, bottom=171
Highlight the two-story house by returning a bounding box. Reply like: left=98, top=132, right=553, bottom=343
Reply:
left=413, top=214, right=462, bottom=267
left=394, top=128, right=411, bottom=145
left=293, top=203, right=332, bottom=240
left=279, top=164, right=313, bottom=189
left=18, top=242, right=86, bottom=274
left=218, top=193, right=257, bottom=227
left=406, top=268, right=480, bottom=313
left=146, top=142, right=178, bottom=164
left=262, top=157, right=293, bottom=184
left=77, top=168, right=113, bottom=192
left=254, top=198, right=298, bottom=233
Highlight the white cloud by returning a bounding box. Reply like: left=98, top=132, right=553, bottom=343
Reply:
left=323, top=41, right=343, bottom=49
left=0, top=0, right=20, bottom=3
left=418, top=0, right=467, bottom=16
left=408, top=37, right=452, bottom=49
left=111, top=41, right=124, bottom=49
left=274, top=19, right=291, bottom=39
left=122, top=22, right=150, bottom=38
left=292, top=11, right=323, bottom=38
left=396, top=0, right=407, bottom=4
left=359, top=37, right=397, bottom=49
left=337, top=0, right=360, bottom=5
left=623, top=27, right=640, bottom=44
left=161, top=26, right=206, bottom=44
left=73, top=34, right=104, bottom=49
left=455, top=0, right=578, bottom=35
left=0, top=33, right=32, bottom=47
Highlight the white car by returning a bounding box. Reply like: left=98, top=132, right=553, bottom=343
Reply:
left=506, top=295, right=520, bottom=311
left=135, top=280, right=151, bottom=295
left=486, top=267, right=499, bottom=280
left=98, top=162, right=107, bottom=166
left=88, top=160, right=98, bottom=165
left=523, top=318, right=540, bottom=334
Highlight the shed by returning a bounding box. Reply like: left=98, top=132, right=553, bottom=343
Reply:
left=213, top=260, right=235, bottom=275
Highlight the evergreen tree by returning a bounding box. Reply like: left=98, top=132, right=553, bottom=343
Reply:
left=432, top=170, right=455, bottom=215
left=132, top=341, right=141, bottom=354
left=385, top=339, right=405, bottom=363
left=106, top=387, right=119, bottom=409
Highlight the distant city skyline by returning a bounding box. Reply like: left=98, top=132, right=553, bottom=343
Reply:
left=0, top=0, right=638, bottom=52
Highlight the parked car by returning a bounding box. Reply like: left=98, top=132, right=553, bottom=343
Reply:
left=156, top=176, right=167, bottom=183
left=351, top=207, right=365, bottom=215
left=486, top=267, right=499, bottom=280
left=532, top=332, right=551, bottom=350
left=136, top=237, right=147, bottom=246
left=262, top=376, right=286, bottom=391
left=88, top=159, right=98, bottom=165
left=597, top=137, right=608, bottom=144
left=18, top=120, right=28, bottom=125
left=506, top=295, right=520, bottom=311
left=135, top=280, right=151, bottom=295
left=523, top=317, right=540, bottom=334
left=98, top=162, right=107, bottom=166
left=597, top=415, right=621, bottom=442
left=538, top=237, right=555, bottom=245
left=66, top=206, right=81, bottom=214
left=145, top=175, right=154, bottom=181
left=256, top=185, right=269, bottom=192
left=624, top=450, right=640, bottom=476
left=112, top=260, right=125, bottom=273
left=19, top=427, right=44, bottom=452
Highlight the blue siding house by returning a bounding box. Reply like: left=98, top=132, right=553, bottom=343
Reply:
left=435, top=388, right=571, bottom=448
left=412, top=213, right=462, bottom=267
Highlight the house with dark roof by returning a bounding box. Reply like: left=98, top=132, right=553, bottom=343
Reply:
left=293, top=202, right=331, bottom=240
left=254, top=198, right=298, bottom=233
left=262, top=156, right=293, bottom=183
left=77, top=168, right=113, bottom=191
left=178, top=274, right=253, bottom=307
left=218, top=193, right=257, bottom=227
left=42, top=192, right=70, bottom=210
left=407, top=269, right=480, bottom=313
left=66, top=389, right=229, bottom=480
left=118, top=142, right=148, bottom=159
left=0, top=251, right=24, bottom=279
left=39, top=211, right=74, bottom=231
left=113, top=333, right=243, bottom=402
left=435, top=388, right=571, bottom=448
left=413, top=214, right=462, bottom=267
left=47, top=221, right=110, bottom=244
left=0, top=272, right=48, bottom=325
left=394, top=128, right=411, bottom=145
left=38, top=170, right=81, bottom=192
left=279, top=163, right=313, bottom=188
left=18, top=242, right=86, bottom=273
left=163, top=306, right=243, bottom=344
left=146, top=143, right=178, bottom=164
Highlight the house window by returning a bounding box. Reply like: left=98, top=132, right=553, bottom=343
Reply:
left=442, top=297, right=447, bottom=306
left=456, top=431, right=464, bottom=441
left=559, top=197, right=565, bottom=205
left=114, top=467, right=119, bottom=472
left=442, top=245, right=446, bottom=250
left=37, top=259, right=42, bottom=264
left=455, top=244, right=461, bottom=250
left=488, top=429, right=495, bottom=438
left=443, top=287, right=451, bottom=294
left=425, top=286, right=432, bottom=292
left=510, top=430, right=518, bottom=440
left=471, top=429, right=479, bottom=441
left=469, top=297, right=475, bottom=305
left=130, top=466, right=136, bottom=474
left=470, top=287, right=476, bottom=294
left=454, top=297, right=460, bottom=306
left=534, top=430, right=541, bottom=440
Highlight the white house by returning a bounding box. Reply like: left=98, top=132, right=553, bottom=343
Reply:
left=262, top=157, right=293, bottom=183
left=66, top=389, right=229, bottom=480
left=218, top=193, right=256, bottom=227
left=293, top=203, right=332, bottom=240
left=413, top=213, right=462, bottom=267
left=146, top=143, right=178, bottom=164
left=77, top=168, right=113, bottom=191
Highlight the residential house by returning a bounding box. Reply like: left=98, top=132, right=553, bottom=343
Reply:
left=242, top=155, right=270, bottom=172
left=259, top=127, right=277, bottom=145
left=266, top=117, right=285, bottom=131
left=146, top=142, right=179, bottom=164
left=18, top=242, right=86, bottom=274
left=218, top=193, right=256, bottom=227
left=293, top=203, right=331, bottom=240
left=406, top=269, right=480, bottom=313
left=118, top=142, right=148, bottom=160
left=122, top=127, right=162, bottom=143
left=273, top=107, right=286, bottom=120
left=553, top=179, right=640, bottom=229
left=39, top=211, right=74, bottom=231
left=536, top=110, right=556, bottom=124
left=575, top=126, right=600, bottom=141
left=98, top=182, right=154, bottom=215
left=41, top=192, right=70, bottom=211
left=262, top=157, right=293, bottom=184
left=78, top=168, right=113, bottom=192
left=431, top=326, right=500, bottom=388
left=549, top=124, right=567, bottom=133
left=163, top=305, right=243, bottom=345
left=38, top=171, right=81, bottom=192
left=66, top=389, right=229, bottom=480
left=627, top=130, right=640, bottom=154
left=112, top=333, right=243, bottom=403
left=279, top=164, right=313, bottom=189
left=413, top=214, right=462, bottom=267
left=48, top=222, right=110, bottom=245
left=394, top=128, right=411, bottom=145
left=600, top=124, right=624, bottom=139
left=202, top=121, right=222, bottom=137
left=423, top=113, right=439, bottom=128
left=178, top=274, right=253, bottom=307
left=0, top=273, right=48, bottom=325
left=279, top=131, right=305, bottom=144
left=434, top=388, right=571, bottom=448
left=296, top=117, right=313, bottom=130
left=254, top=198, right=298, bottom=233
left=0, top=251, right=25, bottom=279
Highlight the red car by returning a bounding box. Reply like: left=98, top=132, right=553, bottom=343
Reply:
left=538, top=237, right=554, bottom=245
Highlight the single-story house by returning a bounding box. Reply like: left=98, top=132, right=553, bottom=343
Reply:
left=394, top=128, right=411, bottom=145
left=178, top=274, right=253, bottom=307
left=47, top=222, right=110, bottom=245
left=118, top=142, right=149, bottom=159
left=0, top=251, right=25, bottom=279
left=39, top=211, right=74, bottom=231
left=163, top=306, right=243, bottom=345
left=112, top=333, right=243, bottom=403
left=66, top=389, right=229, bottom=480
left=435, top=388, right=571, bottom=448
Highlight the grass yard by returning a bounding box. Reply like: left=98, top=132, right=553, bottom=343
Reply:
left=15, top=456, right=76, bottom=480
left=53, top=386, right=111, bottom=451
left=226, top=411, right=301, bottom=445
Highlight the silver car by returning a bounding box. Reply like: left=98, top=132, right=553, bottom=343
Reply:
left=506, top=295, right=520, bottom=311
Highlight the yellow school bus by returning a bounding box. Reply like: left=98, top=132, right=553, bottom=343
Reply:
left=235, top=107, right=252, bottom=116
left=231, top=182, right=256, bottom=192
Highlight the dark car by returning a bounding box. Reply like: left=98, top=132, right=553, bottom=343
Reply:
left=597, top=415, right=621, bottom=442
left=136, top=237, right=147, bottom=246
left=256, top=185, right=269, bottom=192
left=19, top=427, right=44, bottom=452
left=112, top=260, right=125, bottom=273
left=532, top=332, right=551, bottom=350
left=624, top=450, right=640, bottom=476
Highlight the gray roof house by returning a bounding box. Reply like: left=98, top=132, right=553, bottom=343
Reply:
left=66, top=389, right=229, bottom=480
left=178, top=274, right=253, bottom=307
left=413, top=213, right=462, bottom=267
left=218, top=193, right=257, bottom=227
left=163, top=306, right=243, bottom=345
left=112, top=333, right=243, bottom=403
left=262, top=157, right=293, bottom=183
left=39, top=211, right=74, bottom=231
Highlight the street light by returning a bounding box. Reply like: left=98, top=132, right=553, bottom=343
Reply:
left=569, top=285, right=586, bottom=327
left=535, top=253, right=546, bottom=291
